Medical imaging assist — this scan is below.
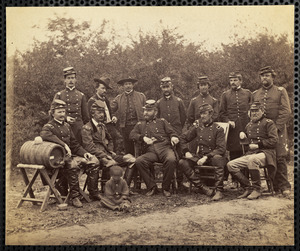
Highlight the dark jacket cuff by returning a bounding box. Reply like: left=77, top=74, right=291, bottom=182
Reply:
left=139, top=135, right=144, bottom=141
left=182, top=148, right=189, bottom=155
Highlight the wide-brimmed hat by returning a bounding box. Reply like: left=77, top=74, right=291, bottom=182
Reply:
left=117, top=77, right=138, bottom=85
left=94, top=77, right=112, bottom=89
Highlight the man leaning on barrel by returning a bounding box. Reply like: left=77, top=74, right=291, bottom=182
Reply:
left=40, top=99, right=99, bottom=208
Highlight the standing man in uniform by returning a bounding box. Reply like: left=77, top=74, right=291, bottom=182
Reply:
left=40, top=99, right=99, bottom=207
left=156, top=76, right=186, bottom=191
left=252, top=66, right=292, bottom=196
left=179, top=103, right=226, bottom=201
left=129, top=100, right=180, bottom=197
left=186, top=76, right=219, bottom=128
left=157, top=77, right=186, bottom=135
left=219, top=72, right=252, bottom=187
left=227, top=102, right=278, bottom=199
left=111, top=77, right=146, bottom=155
left=87, top=77, right=123, bottom=154
left=186, top=76, right=219, bottom=153
left=53, top=67, right=89, bottom=144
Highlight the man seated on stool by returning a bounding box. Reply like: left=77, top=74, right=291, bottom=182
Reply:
left=40, top=99, right=99, bottom=208
left=179, top=103, right=226, bottom=200
left=81, top=100, right=137, bottom=194
left=227, top=101, right=278, bottom=200
left=129, top=100, right=180, bottom=197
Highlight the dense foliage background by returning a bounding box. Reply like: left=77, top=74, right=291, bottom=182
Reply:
left=7, top=17, right=294, bottom=168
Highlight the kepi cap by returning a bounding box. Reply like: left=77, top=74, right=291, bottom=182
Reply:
left=250, top=101, right=264, bottom=111
left=143, top=99, right=157, bottom=110
left=51, top=99, right=66, bottom=110
left=259, top=66, right=276, bottom=76
left=94, top=77, right=112, bottom=89
left=117, top=77, right=138, bottom=85
left=229, top=71, right=242, bottom=79
left=90, top=100, right=106, bottom=112
left=197, top=76, right=210, bottom=86
left=63, top=67, right=76, bottom=76
left=199, top=103, right=213, bottom=114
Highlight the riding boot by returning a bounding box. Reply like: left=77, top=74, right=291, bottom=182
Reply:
left=87, top=168, right=101, bottom=200
left=231, top=171, right=252, bottom=198
left=247, top=169, right=262, bottom=200
left=124, top=164, right=136, bottom=186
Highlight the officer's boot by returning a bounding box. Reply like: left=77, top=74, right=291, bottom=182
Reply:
left=232, top=171, right=252, bottom=199
left=211, top=165, right=224, bottom=201
left=66, top=160, right=82, bottom=207
left=87, top=168, right=101, bottom=201
left=55, top=174, right=69, bottom=196
left=124, top=165, right=138, bottom=195
left=197, top=182, right=214, bottom=196
left=247, top=169, right=262, bottom=200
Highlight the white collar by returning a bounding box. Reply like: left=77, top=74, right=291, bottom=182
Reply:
left=66, top=86, right=75, bottom=91
left=92, top=118, right=99, bottom=127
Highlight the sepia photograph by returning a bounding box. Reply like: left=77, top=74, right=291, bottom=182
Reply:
left=5, top=5, right=294, bottom=246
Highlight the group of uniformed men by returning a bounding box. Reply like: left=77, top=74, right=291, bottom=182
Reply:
left=40, top=65, right=292, bottom=208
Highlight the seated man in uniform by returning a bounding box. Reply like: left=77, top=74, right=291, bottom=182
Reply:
left=129, top=100, right=180, bottom=197
left=227, top=102, right=278, bottom=200
left=40, top=99, right=99, bottom=207
left=81, top=100, right=137, bottom=193
left=179, top=103, right=226, bottom=200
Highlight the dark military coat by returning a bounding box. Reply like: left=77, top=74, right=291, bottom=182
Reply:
left=40, top=119, right=86, bottom=157
left=111, top=90, right=146, bottom=128
left=219, top=87, right=252, bottom=152
left=81, top=120, right=113, bottom=159
left=244, top=117, right=279, bottom=168
left=157, top=94, right=186, bottom=135
left=180, top=121, right=226, bottom=158
left=186, top=93, right=219, bottom=126
left=252, top=84, right=291, bottom=156
left=54, top=88, right=90, bottom=124
left=129, top=117, right=178, bottom=153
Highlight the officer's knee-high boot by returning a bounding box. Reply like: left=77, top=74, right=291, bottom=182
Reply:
left=65, top=160, right=82, bottom=207
left=247, top=169, right=262, bottom=200
left=55, top=172, right=69, bottom=196
left=179, top=159, right=213, bottom=196
left=87, top=168, right=101, bottom=200
left=231, top=171, right=252, bottom=199
left=212, top=166, right=224, bottom=201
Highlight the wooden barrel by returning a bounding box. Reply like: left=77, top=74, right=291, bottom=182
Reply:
left=20, top=141, right=65, bottom=168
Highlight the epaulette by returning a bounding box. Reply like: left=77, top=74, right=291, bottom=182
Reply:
left=176, top=97, right=182, bottom=102
left=266, top=119, right=272, bottom=122
left=278, top=86, right=284, bottom=91
left=160, top=118, right=166, bottom=121
left=77, top=90, right=84, bottom=95
left=137, top=121, right=142, bottom=125
left=56, top=92, right=61, bottom=96
left=191, top=97, right=196, bottom=101
left=157, top=99, right=161, bottom=103
left=212, top=97, right=217, bottom=101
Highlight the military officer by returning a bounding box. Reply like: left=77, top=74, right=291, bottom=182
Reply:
left=81, top=100, right=137, bottom=193
left=179, top=103, right=226, bottom=200
left=40, top=99, right=99, bottom=207
left=87, top=77, right=123, bottom=154
left=156, top=77, right=186, bottom=135
left=111, top=77, right=146, bottom=155
left=219, top=72, right=252, bottom=160
left=252, top=66, right=292, bottom=196
left=53, top=67, right=90, bottom=144
left=227, top=102, right=278, bottom=199
left=186, top=76, right=219, bottom=127
left=129, top=100, right=180, bottom=197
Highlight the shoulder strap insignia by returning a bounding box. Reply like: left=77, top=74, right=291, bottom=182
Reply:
left=45, top=123, right=54, bottom=129
left=191, top=97, right=196, bottom=101
left=266, top=119, right=272, bottom=122
left=278, top=86, right=284, bottom=91
left=137, top=122, right=142, bottom=125
left=176, top=97, right=182, bottom=101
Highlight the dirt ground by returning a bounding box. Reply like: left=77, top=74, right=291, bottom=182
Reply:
left=5, top=164, right=294, bottom=246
